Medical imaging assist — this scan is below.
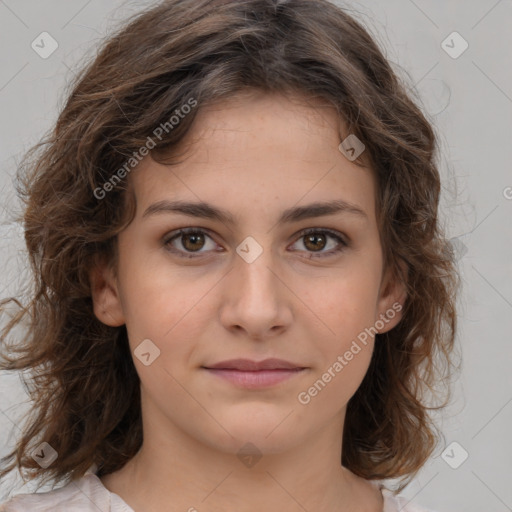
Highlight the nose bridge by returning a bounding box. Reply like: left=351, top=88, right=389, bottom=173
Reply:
left=235, top=235, right=281, bottom=306
left=220, top=234, right=291, bottom=336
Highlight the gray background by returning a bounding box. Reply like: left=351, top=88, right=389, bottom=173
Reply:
left=0, top=1, right=511, bottom=510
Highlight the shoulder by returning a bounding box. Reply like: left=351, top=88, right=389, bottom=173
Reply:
left=381, top=487, right=439, bottom=512
left=0, top=472, right=132, bottom=512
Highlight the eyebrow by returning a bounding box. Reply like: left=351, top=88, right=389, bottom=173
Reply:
left=142, top=199, right=368, bottom=225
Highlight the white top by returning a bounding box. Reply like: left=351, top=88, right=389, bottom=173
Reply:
left=0, top=465, right=438, bottom=512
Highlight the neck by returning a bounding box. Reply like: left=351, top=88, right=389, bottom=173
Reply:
left=100, top=415, right=383, bottom=512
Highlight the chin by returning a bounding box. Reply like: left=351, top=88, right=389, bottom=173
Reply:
left=213, top=431, right=298, bottom=458
left=191, top=406, right=303, bottom=455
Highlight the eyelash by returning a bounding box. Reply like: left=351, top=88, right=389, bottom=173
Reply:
left=162, top=227, right=348, bottom=260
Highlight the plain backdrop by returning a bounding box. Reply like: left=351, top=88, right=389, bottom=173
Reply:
left=0, top=1, right=511, bottom=511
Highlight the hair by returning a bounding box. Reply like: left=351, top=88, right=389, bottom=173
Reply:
left=0, top=0, right=459, bottom=496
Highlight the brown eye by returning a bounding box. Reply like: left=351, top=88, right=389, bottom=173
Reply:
left=303, top=232, right=327, bottom=252
left=290, top=228, right=348, bottom=258
left=181, top=232, right=205, bottom=252
left=163, top=228, right=218, bottom=258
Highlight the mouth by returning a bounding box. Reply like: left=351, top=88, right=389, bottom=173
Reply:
left=201, top=358, right=308, bottom=389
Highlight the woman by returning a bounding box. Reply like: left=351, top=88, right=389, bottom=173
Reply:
left=0, top=0, right=458, bottom=510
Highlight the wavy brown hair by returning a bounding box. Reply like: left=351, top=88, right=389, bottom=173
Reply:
left=0, top=0, right=459, bottom=496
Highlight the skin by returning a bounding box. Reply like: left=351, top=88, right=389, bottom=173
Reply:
left=90, top=90, right=407, bottom=512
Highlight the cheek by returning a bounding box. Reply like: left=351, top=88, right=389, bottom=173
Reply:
left=296, top=280, right=378, bottom=415
left=295, top=254, right=381, bottom=395
left=301, top=257, right=382, bottom=341
left=296, top=348, right=372, bottom=423
left=116, top=243, right=219, bottom=366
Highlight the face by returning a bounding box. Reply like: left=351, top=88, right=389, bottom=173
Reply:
left=91, top=90, right=406, bottom=457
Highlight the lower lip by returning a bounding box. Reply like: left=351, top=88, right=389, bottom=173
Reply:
left=204, top=368, right=306, bottom=388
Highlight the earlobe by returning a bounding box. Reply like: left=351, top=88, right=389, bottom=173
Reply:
left=89, top=256, right=125, bottom=327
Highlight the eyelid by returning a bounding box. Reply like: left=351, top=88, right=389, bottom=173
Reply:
left=295, top=227, right=349, bottom=246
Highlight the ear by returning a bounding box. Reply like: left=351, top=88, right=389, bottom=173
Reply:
left=89, top=254, right=125, bottom=327
left=375, top=259, right=408, bottom=334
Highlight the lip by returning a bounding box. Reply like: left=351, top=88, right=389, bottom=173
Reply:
left=204, top=358, right=305, bottom=371
left=202, top=358, right=308, bottom=389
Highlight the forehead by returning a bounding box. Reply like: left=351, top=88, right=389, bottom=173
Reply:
left=173, top=90, right=346, bottom=163
left=129, top=91, right=376, bottom=223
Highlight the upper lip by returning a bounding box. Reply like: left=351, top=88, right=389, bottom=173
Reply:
left=203, top=358, right=306, bottom=371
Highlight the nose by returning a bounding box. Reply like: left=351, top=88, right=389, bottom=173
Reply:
left=219, top=245, right=293, bottom=340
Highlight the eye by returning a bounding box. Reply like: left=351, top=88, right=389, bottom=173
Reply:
left=163, top=228, right=220, bottom=259
left=163, top=227, right=348, bottom=259
left=289, top=228, right=348, bottom=258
